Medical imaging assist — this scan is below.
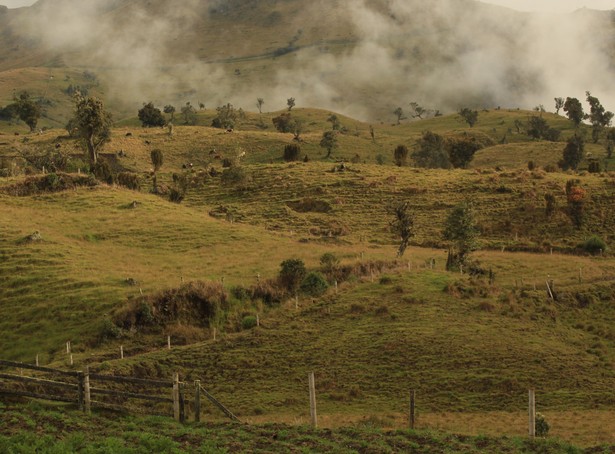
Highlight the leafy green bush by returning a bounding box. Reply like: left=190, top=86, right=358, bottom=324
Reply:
left=535, top=413, right=550, bottom=437
left=242, top=315, right=258, bottom=330
left=300, top=271, right=329, bottom=296
left=581, top=235, right=607, bottom=255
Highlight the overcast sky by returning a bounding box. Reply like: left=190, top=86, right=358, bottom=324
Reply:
left=2, top=0, right=615, bottom=10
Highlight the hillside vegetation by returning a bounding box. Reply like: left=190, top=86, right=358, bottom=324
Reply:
left=1, top=105, right=615, bottom=449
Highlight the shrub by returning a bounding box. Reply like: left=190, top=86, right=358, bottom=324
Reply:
left=581, top=235, right=607, bottom=255
left=169, top=173, right=189, bottom=203
left=320, top=252, right=340, bottom=271
left=98, top=318, right=121, bottom=343
left=114, top=281, right=228, bottom=330
left=117, top=172, right=140, bottom=190
left=231, top=285, right=250, bottom=302
left=527, top=160, right=536, bottom=171
left=272, top=113, right=295, bottom=133
left=91, top=160, right=114, bottom=185
left=300, top=271, right=329, bottom=297
left=138, top=102, right=167, bottom=127
left=221, top=166, right=250, bottom=188
left=283, top=144, right=301, bottom=162
left=393, top=144, right=408, bottom=166
left=588, top=161, right=601, bottom=173
left=251, top=279, right=285, bottom=306
left=241, top=315, right=258, bottom=330
left=535, top=413, right=550, bottom=437
left=279, top=259, right=307, bottom=292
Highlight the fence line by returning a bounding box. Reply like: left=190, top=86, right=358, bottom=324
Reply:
left=0, top=360, right=238, bottom=424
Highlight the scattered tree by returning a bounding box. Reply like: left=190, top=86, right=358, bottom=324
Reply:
left=256, top=98, right=264, bottom=114
left=393, top=107, right=405, bottom=125
left=526, top=115, right=560, bottom=141
left=272, top=113, right=295, bottom=133
left=559, top=135, right=584, bottom=170
left=544, top=193, right=556, bottom=218
left=447, top=137, right=482, bottom=169
left=393, top=144, right=408, bottom=167
left=319, top=130, right=338, bottom=158
left=327, top=114, right=341, bottom=131
left=150, top=149, right=164, bottom=193
left=291, top=118, right=304, bottom=141
left=138, top=102, right=167, bottom=127
left=605, top=127, right=615, bottom=159
left=566, top=180, right=586, bottom=228
left=181, top=102, right=197, bottom=125
left=459, top=108, right=478, bottom=127
left=163, top=105, right=176, bottom=122
left=443, top=202, right=478, bottom=270
left=13, top=91, right=41, bottom=132
left=287, top=97, right=295, bottom=111
left=413, top=131, right=450, bottom=169
left=554, top=97, right=565, bottom=115
left=586, top=91, right=613, bottom=143
left=369, top=125, right=375, bottom=143
left=199, top=102, right=205, bottom=110
left=390, top=201, right=415, bottom=258
left=409, top=102, right=427, bottom=119
left=278, top=258, right=306, bottom=292
left=69, top=95, right=113, bottom=165
left=563, top=97, right=584, bottom=128
left=211, top=103, right=237, bottom=130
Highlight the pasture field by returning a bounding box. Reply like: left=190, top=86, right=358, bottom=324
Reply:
left=0, top=109, right=614, bottom=450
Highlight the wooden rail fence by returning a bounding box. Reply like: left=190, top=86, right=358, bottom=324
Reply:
left=0, top=360, right=239, bottom=424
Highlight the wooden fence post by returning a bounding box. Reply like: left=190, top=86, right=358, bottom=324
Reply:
left=179, top=381, right=186, bottom=424
left=409, top=389, right=416, bottom=430
left=256, top=314, right=260, bottom=327
left=120, top=346, right=124, bottom=359
left=84, top=366, right=91, bottom=415
left=173, top=373, right=180, bottom=421
left=78, top=371, right=85, bottom=411
left=528, top=389, right=536, bottom=438
left=308, top=372, right=317, bottom=428
left=66, top=341, right=71, bottom=354
left=194, top=380, right=201, bottom=423
left=167, top=336, right=171, bottom=350
left=35, top=355, right=39, bottom=367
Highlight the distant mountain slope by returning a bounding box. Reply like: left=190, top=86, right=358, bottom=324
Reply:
left=1, top=0, right=614, bottom=121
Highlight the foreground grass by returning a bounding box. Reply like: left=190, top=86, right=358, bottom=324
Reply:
left=0, top=401, right=612, bottom=453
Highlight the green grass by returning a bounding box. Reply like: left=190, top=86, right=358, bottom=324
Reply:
left=0, top=402, right=610, bottom=453
left=1, top=110, right=615, bottom=447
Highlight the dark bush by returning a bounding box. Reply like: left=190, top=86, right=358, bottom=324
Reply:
left=580, top=235, right=607, bottom=255
left=283, top=144, right=301, bottom=162
left=300, top=271, right=329, bottom=297
left=113, top=281, right=228, bottom=330
left=251, top=279, right=285, bottom=306
left=117, top=172, right=140, bottom=190
left=279, top=259, right=307, bottom=292
left=1, top=173, right=98, bottom=196
left=92, top=160, right=114, bottom=184
left=588, top=161, right=601, bottom=173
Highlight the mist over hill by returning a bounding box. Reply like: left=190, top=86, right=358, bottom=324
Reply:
left=1, top=0, right=614, bottom=120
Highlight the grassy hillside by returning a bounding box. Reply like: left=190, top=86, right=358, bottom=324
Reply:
left=1, top=109, right=615, bottom=447
left=2, top=402, right=608, bottom=454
